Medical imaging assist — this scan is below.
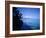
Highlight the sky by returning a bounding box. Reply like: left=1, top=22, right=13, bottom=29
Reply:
left=13, top=7, right=40, bottom=19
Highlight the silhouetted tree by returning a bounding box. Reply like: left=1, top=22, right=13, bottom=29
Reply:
left=13, top=7, right=23, bottom=30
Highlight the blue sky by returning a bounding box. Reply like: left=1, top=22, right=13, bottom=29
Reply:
left=13, top=7, right=40, bottom=19
left=17, top=7, right=40, bottom=19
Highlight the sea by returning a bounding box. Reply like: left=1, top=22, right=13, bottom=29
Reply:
left=21, top=18, right=40, bottom=30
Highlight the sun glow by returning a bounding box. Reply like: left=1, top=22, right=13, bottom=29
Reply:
left=23, top=16, right=32, bottom=18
